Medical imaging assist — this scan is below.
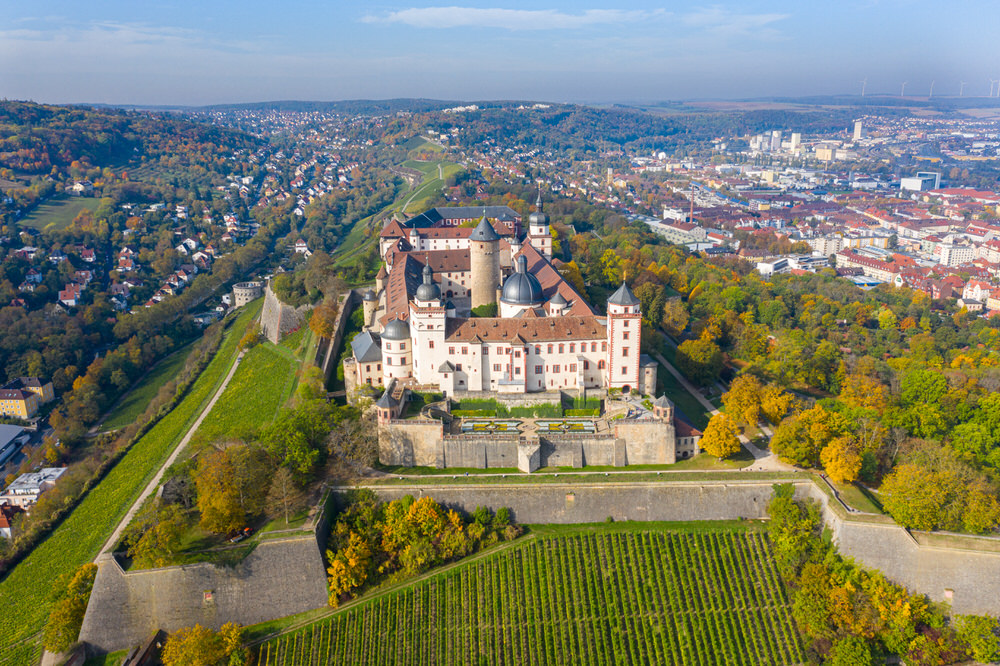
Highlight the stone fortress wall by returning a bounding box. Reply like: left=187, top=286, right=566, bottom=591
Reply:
left=361, top=478, right=1000, bottom=616
left=259, top=282, right=311, bottom=344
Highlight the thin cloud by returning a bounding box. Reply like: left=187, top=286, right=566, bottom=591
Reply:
left=362, top=7, right=665, bottom=30
left=682, top=7, right=789, bottom=38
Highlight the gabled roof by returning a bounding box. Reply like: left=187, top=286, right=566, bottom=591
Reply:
left=374, top=390, right=398, bottom=409
left=350, top=331, right=382, bottom=363
left=438, top=361, right=456, bottom=373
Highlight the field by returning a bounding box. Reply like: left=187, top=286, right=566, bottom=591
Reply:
left=398, top=159, right=463, bottom=214
left=186, top=340, right=298, bottom=448
left=18, top=195, right=101, bottom=232
left=0, top=302, right=260, bottom=666
left=257, top=525, right=804, bottom=666
left=98, top=341, right=196, bottom=432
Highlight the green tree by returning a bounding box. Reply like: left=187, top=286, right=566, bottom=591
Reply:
left=955, top=615, right=1000, bottom=663
left=828, top=635, right=875, bottom=666
left=676, top=336, right=723, bottom=386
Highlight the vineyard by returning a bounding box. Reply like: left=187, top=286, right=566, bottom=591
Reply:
left=257, top=527, right=805, bottom=666
left=0, top=304, right=259, bottom=666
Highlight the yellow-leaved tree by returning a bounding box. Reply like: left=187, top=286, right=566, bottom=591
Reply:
left=820, top=436, right=862, bottom=484
left=700, top=414, right=742, bottom=459
left=721, top=375, right=763, bottom=426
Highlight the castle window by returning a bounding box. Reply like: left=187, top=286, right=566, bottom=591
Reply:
left=599, top=360, right=606, bottom=369
left=535, top=365, right=543, bottom=374
left=462, top=347, right=468, bottom=355
left=514, top=367, right=521, bottom=375
left=584, top=361, right=589, bottom=370
left=400, top=342, right=406, bottom=351
left=553, top=365, right=560, bottom=373
left=569, top=343, right=575, bottom=353
left=493, top=363, right=501, bottom=371
left=449, top=347, right=455, bottom=355
left=535, top=345, right=541, bottom=354
left=457, top=364, right=463, bottom=371
left=514, top=351, right=521, bottom=359
left=624, top=320, right=630, bottom=327
left=623, top=347, right=629, bottom=357
left=558, top=344, right=564, bottom=354
left=548, top=344, right=553, bottom=354
left=429, top=341, right=434, bottom=349
left=591, top=343, right=597, bottom=352
left=622, top=367, right=627, bottom=375
left=366, top=365, right=371, bottom=372
left=386, top=358, right=392, bottom=365
left=623, top=332, right=629, bottom=340
left=569, top=364, right=577, bottom=372
left=602, top=342, right=607, bottom=351
left=385, top=342, right=391, bottom=350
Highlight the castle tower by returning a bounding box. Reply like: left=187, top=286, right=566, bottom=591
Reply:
left=528, top=188, right=552, bottom=258
left=381, top=317, right=412, bottom=384
left=410, top=263, right=447, bottom=384
left=362, top=289, right=377, bottom=328
left=469, top=213, right=500, bottom=310
left=605, top=282, right=641, bottom=393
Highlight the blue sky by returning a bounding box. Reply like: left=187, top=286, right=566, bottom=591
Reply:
left=1, top=1, right=996, bottom=105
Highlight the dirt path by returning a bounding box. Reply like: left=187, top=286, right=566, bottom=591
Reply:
left=96, top=350, right=246, bottom=557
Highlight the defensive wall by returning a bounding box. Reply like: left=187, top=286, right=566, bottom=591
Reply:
left=378, top=419, right=674, bottom=473
left=259, top=283, right=311, bottom=344
left=356, top=477, right=1000, bottom=616
left=79, top=535, right=329, bottom=655
left=321, top=289, right=362, bottom=383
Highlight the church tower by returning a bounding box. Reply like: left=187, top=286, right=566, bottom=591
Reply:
left=606, top=282, right=641, bottom=393
left=469, top=212, right=501, bottom=310
left=528, top=188, right=552, bottom=258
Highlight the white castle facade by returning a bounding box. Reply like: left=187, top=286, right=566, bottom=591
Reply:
left=347, top=195, right=656, bottom=398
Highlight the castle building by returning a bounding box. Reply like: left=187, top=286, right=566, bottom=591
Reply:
left=345, top=200, right=699, bottom=472
left=350, top=199, right=648, bottom=396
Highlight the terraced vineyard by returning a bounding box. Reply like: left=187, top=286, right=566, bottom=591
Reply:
left=258, top=528, right=804, bottom=666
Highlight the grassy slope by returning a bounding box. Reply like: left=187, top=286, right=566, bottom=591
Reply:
left=18, top=196, right=101, bottom=232
left=256, top=524, right=804, bottom=666
left=0, top=302, right=260, bottom=665
left=186, top=341, right=298, bottom=449
left=98, top=341, right=196, bottom=432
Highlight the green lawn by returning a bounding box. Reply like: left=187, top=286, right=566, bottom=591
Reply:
left=18, top=195, right=101, bottom=232
left=398, top=159, right=463, bottom=214
left=256, top=526, right=804, bottom=666
left=98, top=341, right=197, bottom=432
left=0, top=302, right=260, bottom=665
left=186, top=341, right=298, bottom=450
left=662, top=377, right=713, bottom=430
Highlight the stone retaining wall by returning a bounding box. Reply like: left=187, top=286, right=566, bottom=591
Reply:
left=356, top=479, right=1000, bottom=615
left=79, top=536, right=329, bottom=655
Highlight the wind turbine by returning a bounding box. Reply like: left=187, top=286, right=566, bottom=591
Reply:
left=900, top=81, right=908, bottom=97
left=959, top=81, right=967, bottom=97
left=859, top=78, right=867, bottom=97
left=929, top=80, right=935, bottom=98
left=989, top=79, right=996, bottom=98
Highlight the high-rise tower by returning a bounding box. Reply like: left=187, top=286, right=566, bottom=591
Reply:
left=606, top=282, right=642, bottom=392
left=469, top=213, right=501, bottom=310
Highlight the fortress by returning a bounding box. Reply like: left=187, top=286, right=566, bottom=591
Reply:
left=345, top=195, right=701, bottom=472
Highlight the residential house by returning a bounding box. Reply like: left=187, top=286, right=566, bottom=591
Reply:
left=0, top=468, right=68, bottom=510
left=2, top=377, right=54, bottom=404
left=0, top=504, right=24, bottom=539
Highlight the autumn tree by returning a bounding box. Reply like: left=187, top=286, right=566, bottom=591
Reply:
left=820, top=436, right=862, bottom=484
left=195, top=445, right=269, bottom=534
left=661, top=298, right=689, bottom=338
left=309, top=297, right=340, bottom=338
left=760, top=384, right=794, bottom=424
left=676, top=335, right=723, bottom=386
left=955, top=615, right=1000, bottom=664
left=700, top=414, right=741, bottom=459
left=721, top=374, right=762, bottom=426
left=771, top=406, right=849, bottom=468
left=327, top=531, right=372, bottom=606
left=267, top=467, right=307, bottom=526
left=125, top=502, right=186, bottom=568
left=43, top=563, right=98, bottom=653
left=161, top=623, right=246, bottom=666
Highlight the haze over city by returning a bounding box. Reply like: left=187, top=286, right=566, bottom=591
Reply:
left=3, top=0, right=997, bottom=105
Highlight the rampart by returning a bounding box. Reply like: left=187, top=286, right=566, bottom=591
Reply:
left=79, top=534, right=329, bottom=655
left=259, top=283, right=311, bottom=344
left=355, top=478, right=1000, bottom=615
